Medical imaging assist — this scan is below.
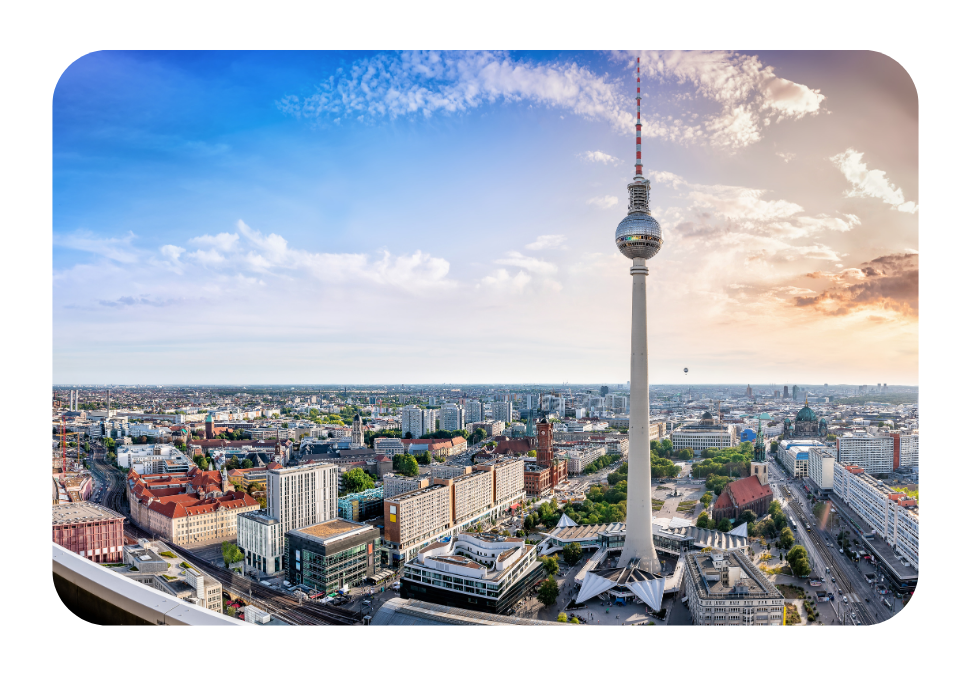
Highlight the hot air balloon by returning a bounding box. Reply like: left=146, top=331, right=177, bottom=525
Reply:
left=684, top=368, right=689, bottom=375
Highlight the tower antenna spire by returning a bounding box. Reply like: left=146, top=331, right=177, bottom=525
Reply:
left=635, top=56, right=643, bottom=181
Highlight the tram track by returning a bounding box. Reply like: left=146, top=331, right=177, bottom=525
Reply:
left=780, top=485, right=876, bottom=625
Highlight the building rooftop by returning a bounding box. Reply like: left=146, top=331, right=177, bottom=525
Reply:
left=294, top=518, right=370, bottom=542
left=52, top=502, right=124, bottom=525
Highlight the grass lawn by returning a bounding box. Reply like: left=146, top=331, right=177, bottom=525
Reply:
left=159, top=550, right=176, bottom=558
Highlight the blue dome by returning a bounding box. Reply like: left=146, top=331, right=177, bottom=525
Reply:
left=740, top=428, right=757, bottom=442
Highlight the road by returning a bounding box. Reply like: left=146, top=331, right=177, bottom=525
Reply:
left=767, top=460, right=892, bottom=625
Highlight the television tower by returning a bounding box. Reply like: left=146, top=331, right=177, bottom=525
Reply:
left=615, top=56, right=663, bottom=573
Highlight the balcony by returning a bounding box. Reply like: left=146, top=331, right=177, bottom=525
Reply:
left=52, top=543, right=245, bottom=626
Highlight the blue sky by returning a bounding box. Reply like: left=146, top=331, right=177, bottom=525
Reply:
left=53, top=50, right=918, bottom=385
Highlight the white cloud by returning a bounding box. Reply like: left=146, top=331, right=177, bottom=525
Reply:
left=587, top=195, right=619, bottom=210
left=830, top=148, right=918, bottom=213
left=186, top=249, right=226, bottom=265
left=160, top=244, right=185, bottom=261
left=280, top=51, right=631, bottom=133
left=525, top=234, right=566, bottom=250
left=624, top=50, right=825, bottom=149
left=187, top=232, right=240, bottom=251
left=55, top=230, right=141, bottom=264
left=494, top=251, right=557, bottom=275
left=776, top=152, right=795, bottom=163
left=281, top=50, right=824, bottom=151
left=479, top=268, right=531, bottom=294
left=581, top=150, right=620, bottom=165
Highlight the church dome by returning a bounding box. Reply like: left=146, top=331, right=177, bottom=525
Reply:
left=796, top=405, right=817, bottom=422
left=701, top=411, right=713, bottom=420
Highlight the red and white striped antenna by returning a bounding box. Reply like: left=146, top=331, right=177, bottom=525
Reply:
left=635, top=56, right=643, bottom=181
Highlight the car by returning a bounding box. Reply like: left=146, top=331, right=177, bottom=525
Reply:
left=842, top=596, right=848, bottom=603
left=832, top=577, right=836, bottom=582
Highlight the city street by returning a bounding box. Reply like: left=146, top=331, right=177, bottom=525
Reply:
left=767, top=460, right=900, bottom=624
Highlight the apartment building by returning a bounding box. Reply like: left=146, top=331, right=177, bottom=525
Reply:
left=383, top=474, right=430, bottom=499
left=401, top=405, right=436, bottom=439
left=452, top=469, right=495, bottom=524
left=836, top=435, right=895, bottom=475
left=492, top=401, right=513, bottom=424
left=566, top=444, right=607, bottom=474
left=683, top=551, right=784, bottom=626
left=383, top=462, right=526, bottom=565
left=808, top=445, right=837, bottom=492
left=440, top=404, right=466, bottom=432
left=464, top=400, right=483, bottom=424
left=833, top=463, right=919, bottom=570
left=892, top=433, right=919, bottom=469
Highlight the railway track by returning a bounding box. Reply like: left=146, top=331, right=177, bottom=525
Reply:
left=780, top=486, right=876, bottom=625
left=168, top=542, right=359, bottom=626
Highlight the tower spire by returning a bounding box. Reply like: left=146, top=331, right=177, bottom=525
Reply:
left=635, top=56, right=643, bottom=181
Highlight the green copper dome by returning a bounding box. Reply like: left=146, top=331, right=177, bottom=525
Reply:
left=795, top=405, right=816, bottom=422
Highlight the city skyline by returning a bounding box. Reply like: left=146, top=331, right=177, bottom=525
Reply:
left=53, top=50, right=918, bottom=385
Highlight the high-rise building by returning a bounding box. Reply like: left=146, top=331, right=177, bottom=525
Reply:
left=783, top=385, right=789, bottom=399
left=464, top=400, right=483, bottom=424
left=440, top=403, right=466, bottom=432
left=791, top=385, right=801, bottom=401
left=52, top=503, right=126, bottom=563
left=239, top=461, right=339, bottom=577
left=401, top=405, right=435, bottom=439
left=493, top=401, right=513, bottom=424
left=836, top=435, right=895, bottom=474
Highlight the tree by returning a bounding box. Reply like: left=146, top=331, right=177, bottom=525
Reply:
left=779, top=527, right=795, bottom=549
left=787, top=545, right=812, bottom=576
left=676, top=448, right=694, bottom=460
left=570, top=616, right=580, bottom=623
left=342, top=468, right=375, bottom=493
left=392, top=453, right=420, bottom=477
left=557, top=612, right=568, bottom=622
left=717, top=518, right=732, bottom=532
left=700, top=491, right=714, bottom=508
left=541, top=556, right=559, bottom=576
left=472, top=427, right=487, bottom=445
left=221, top=541, right=244, bottom=567
left=528, top=450, right=537, bottom=457
left=404, top=432, right=413, bottom=439
left=537, top=576, right=560, bottom=607
left=241, top=459, right=254, bottom=469
left=706, top=475, right=731, bottom=495
left=224, top=456, right=241, bottom=471
left=696, top=512, right=710, bottom=529
left=415, top=451, right=432, bottom=465
left=563, top=542, right=583, bottom=567
left=826, top=434, right=838, bottom=442
left=737, top=509, right=758, bottom=525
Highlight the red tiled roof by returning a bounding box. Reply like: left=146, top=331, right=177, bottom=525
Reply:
left=712, top=489, right=734, bottom=512
left=726, top=475, right=772, bottom=508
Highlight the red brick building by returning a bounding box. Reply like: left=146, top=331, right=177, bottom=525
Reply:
left=524, top=418, right=567, bottom=497
left=710, top=475, right=773, bottom=523
left=52, top=503, right=126, bottom=563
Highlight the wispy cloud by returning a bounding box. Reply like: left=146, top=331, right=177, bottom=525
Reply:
left=55, top=230, right=141, bottom=264
left=587, top=195, right=619, bottom=210
left=580, top=150, right=620, bottom=165
left=279, top=51, right=631, bottom=132
left=494, top=251, right=557, bottom=275
left=525, top=234, right=566, bottom=251
left=794, top=254, right=918, bottom=318
left=830, top=148, right=918, bottom=213
left=619, top=50, right=826, bottom=150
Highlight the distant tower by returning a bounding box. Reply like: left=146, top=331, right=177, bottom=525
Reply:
left=205, top=413, right=214, bottom=440
left=107, top=389, right=111, bottom=418
left=352, top=413, right=364, bottom=446
left=746, top=384, right=752, bottom=398
left=783, top=385, right=789, bottom=399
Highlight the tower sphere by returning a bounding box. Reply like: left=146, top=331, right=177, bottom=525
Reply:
left=615, top=211, right=663, bottom=260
